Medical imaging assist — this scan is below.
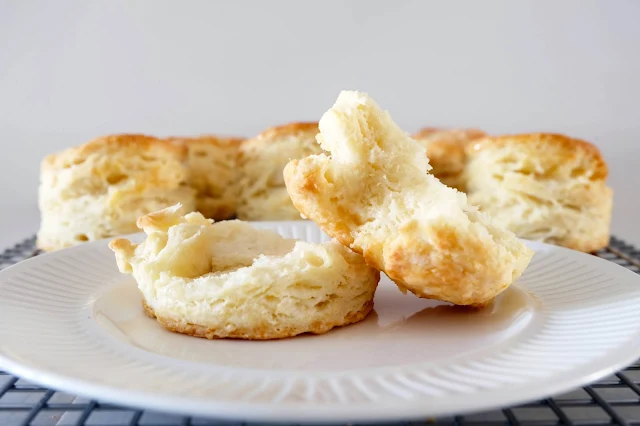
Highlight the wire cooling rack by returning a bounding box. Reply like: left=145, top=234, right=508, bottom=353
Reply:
left=1, top=236, right=640, bottom=426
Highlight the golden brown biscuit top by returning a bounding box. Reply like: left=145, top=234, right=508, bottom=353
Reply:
left=39, top=134, right=192, bottom=198
left=412, top=128, right=487, bottom=174
left=252, top=122, right=319, bottom=142
left=468, top=133, right=608, bottom=180
left=42, top=134, right=185, bottom=171
left=166, top=135, right=244, bottom=148
left=413, top=127, right=487, bottom=144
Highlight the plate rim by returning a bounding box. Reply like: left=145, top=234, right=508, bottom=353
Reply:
left=2, top=339, right=640, bottom=423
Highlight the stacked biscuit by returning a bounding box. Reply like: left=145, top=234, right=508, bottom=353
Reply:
left=168, top=135, right=243, bottom=221
left=37, top=134, right=243, bottom=251
left=412, top=128, right=613, bottom=252
left=110, top=91, right=534, bottom=341
left=37, top=135, right=197, bottom=251
left=464, top=133, right=613, bottom=253
left=236, top=122, right=322, bottom=220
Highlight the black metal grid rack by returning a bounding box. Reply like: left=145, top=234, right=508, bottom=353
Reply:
left=1, top=236, right=640, bottom=426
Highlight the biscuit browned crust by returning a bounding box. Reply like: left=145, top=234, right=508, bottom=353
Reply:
left=167, top=135, right=244, bottom=146
left=412, top=127, right=486, bottom=191
left=467, top=133, right=608, bottom=180
left=142, top=297, right=374, bottom=340
left=254, top=122, right=320, bottom=141
left=41, top=134, right=185, bottom=171
left=413, top=127, right=486, bottom=142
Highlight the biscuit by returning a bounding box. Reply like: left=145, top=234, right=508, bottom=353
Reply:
left=465, top=133, right=613, bottom=252
left=284, top=91, right=533, bottom=306
left=109, top=204, right=379, bottom=340
left=168, top=135, right=242, bottom=220
left=237, top=122, right=322, bottom=220
left=37, top=134, right=196, bottom=251
left=412, top=127, right=486, bottom=191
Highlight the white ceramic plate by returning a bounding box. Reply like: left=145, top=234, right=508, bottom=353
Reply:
left=1, top=221, right=640, bottom=424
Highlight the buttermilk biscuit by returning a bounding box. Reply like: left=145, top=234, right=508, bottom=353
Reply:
left=412, top=127, right=486, bottom=191
left=37, top=134, right=196, bottom=251
left=109, top=205, right=379, bottom=340
left=465, top=133, right=613, bottom=252
left=284, top=91, right=533, bottom=306
left=168, top=135, right=243, bottom=220
left=237, top=122, right=322, bottom=220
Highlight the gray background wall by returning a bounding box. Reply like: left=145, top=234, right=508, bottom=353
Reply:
left=1, top=0, right=639, bottom=247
